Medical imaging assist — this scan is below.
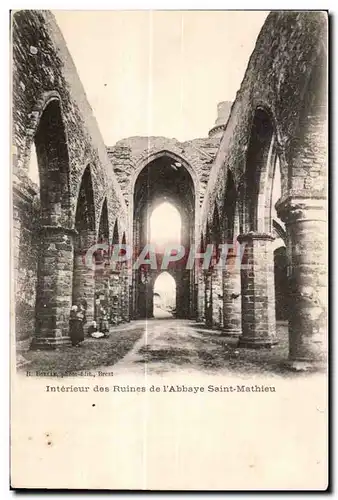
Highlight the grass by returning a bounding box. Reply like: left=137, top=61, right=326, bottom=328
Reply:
left=137, top=345, right=192, bottom=365
left=190, top=324, right=291, bottom=375
left=17, top=321, right=323, bottom=377
left=17, top=327, right=144, bottom=375
left=132, top=322, right=314, bottom=377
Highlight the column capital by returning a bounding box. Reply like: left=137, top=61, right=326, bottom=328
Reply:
left=38, top=225, right=78, bottom=236
left=275, top=196, right=327, bottom=225
left=237, top=232, right=275, bottom=243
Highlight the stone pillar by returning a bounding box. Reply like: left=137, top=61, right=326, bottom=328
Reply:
left=72, top=230, right=96, bottom=329
left=135, top=277, right=146, bottom=319
left=190, top=271, right=197, bottom=319
left=205, top=271, right=213, bottom=327
left=277, top=198, right=327, bottom=368
left=120, top=268, right=130, bottom=322
left=138, top=271, right=154, bottom=319
left=176, top=270, right=190, bottom=319
left=222, top=246, right=242, bottom=337
left=131, top=271, right=138, bottom=319
left=118, top=268, right=130, bottom=323
left=94, top=264, right=111, bottom=328
left=117, top=276, right=123, bottom=324
left=109, top=272, right=121, bottom=324
left=238, top=232, right=277, bottom=348
left=197, top=270, right=205, bottom=322
left=129, top=284, right=133, bottom=321
left=211, top=267, right=223, bottom=327
left=145, top=280, right=154, bottom=318
left=31, top=226, right=75, bottom=349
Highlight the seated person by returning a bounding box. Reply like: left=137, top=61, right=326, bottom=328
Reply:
left=88, top=320, right=105, bottom=339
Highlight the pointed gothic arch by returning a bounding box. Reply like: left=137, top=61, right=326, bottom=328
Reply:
left=30, top=97, right=72, bottom=347
left=34, top=98, right=71, bottom=225
left=72, top=165, right=96, bottom=325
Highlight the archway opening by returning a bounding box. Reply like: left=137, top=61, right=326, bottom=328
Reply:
left=27, top=99, right=72, bottom=347
left=204, top=221, right=213, bottom=327
left=223, top=170, right=237, bottom=241
left=239, top=107, right=281, bottom=347
left=72, top=166, right=96, bottom=326
left=245, top=108, right=274, bottom=232
left=153, top=272, right=176, bottom=319
left=271, top=156, right=282, bottom=221
left=108, top=219, right=121, bottom=325
left=150, top=201, right=181, bottom=248
left=95, top=199, right=110, bottom=329
left=28, top=142, right=40, bottom=188
left=132, top=154, right=195, bottom=319
left=271, top=155, right=288, bottom=323
left=95, top=198, right=109, bottom=269
left=220, top=172, right=242, bottom=337
left=209, top=204, right=223, bottom=328
left=34, top=99, right=70, bottom=225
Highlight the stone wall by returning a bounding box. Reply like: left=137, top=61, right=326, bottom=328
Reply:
left=13, top=181, right=40, bottom=340
left=107, top=135, right=221, bottom=208
left=199, top=11, right=327, bottom=367
left=12, top=10, right=128, bottom=343
left=12, top=10, right=127, bottom=232
left=200, top=11, right=327, bottom=229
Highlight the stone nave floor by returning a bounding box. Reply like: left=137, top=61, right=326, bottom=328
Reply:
left=16, top=319, right=302, bottom=377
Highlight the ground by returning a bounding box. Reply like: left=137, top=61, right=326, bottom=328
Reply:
left=17, top=319, right=307, bottom=377
left=109, top=319, right=295, bottom=377
left=17, top=324, right=144, bottom=375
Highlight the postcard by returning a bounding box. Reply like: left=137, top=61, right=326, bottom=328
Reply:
left=11, top=10, right=328, bottom=490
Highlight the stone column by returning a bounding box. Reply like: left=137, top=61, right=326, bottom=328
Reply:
left=118, top=268, right=130, bottom=323
left=120, top=268, right=130, bottom=322
left=117, top=275, right=123, bottom=324
left=222, top=246, right=242, bottom=337
left=190, top=271, right=197, bottom=319
left=197, top=270, right=205, bottom=322
left=205, top=271, right=213, bottom=327
left=94, top=264, right=111, bottom=327
left=238, top=232, right=277, bottom=348
left=176, top=270, right=190, bottom=319
left=31, top=225, right=75, bottom=349
left=109, top=271, right=121, bottom=324
left=211, top=267, right=223, bottom=327
left=145, top=279, right=154, bottom=318
left=277, top=198, right=327, bottom=368
left=131, top=271, right=138, bottom=319
left=139, top=271, right=154, bottom=319
left=129, top=284, right=133, bottom=321
left=72, top=230, right=96, bottom=329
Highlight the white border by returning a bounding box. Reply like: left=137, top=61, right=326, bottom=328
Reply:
left=2, top=3, right=335, bottom=499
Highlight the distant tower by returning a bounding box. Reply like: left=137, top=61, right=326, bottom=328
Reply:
left=208, top=101, right=232, bottom=138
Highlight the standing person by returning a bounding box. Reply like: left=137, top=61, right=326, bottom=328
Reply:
left=100, top=306, right=109, bottom=337
left=69, top=302, right=85, bottom=347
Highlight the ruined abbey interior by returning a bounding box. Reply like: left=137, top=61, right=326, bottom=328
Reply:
left=12, top=11, right=327, bottom=370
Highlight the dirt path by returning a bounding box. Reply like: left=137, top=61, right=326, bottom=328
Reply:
left=100, top=319, right=291, bottom=377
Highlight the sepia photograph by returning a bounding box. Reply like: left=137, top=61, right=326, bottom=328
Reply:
left=10, top=8, right=328, bottom=490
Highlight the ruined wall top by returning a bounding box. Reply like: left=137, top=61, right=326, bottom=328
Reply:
left=12, top=10, right=128, bottom=234
left=107, top=135, right=221, bottom=207
left=199, top=10, right=327, bottom=234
